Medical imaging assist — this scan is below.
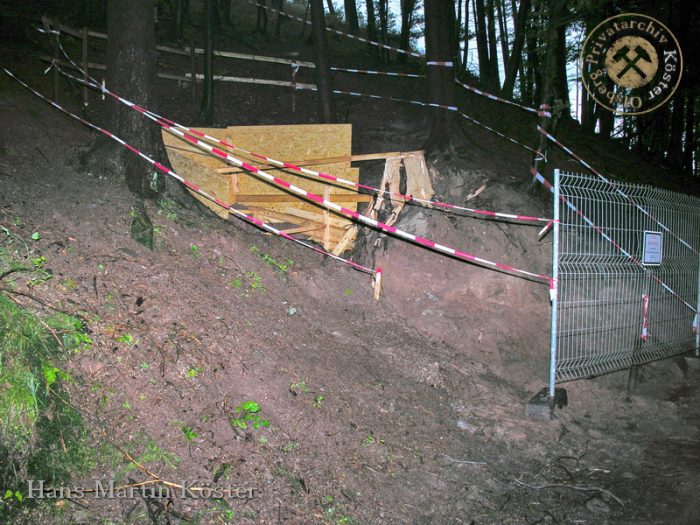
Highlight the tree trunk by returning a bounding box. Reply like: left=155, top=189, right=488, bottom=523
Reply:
left=474, top=0, right=491, bottom=88
left=257, top=0, right=268, bottom=33
left=378, top=0, right=389, bottom=63
left=201, top=0, right=215, bottom=125
left=455, top=0, right=462, bottom=69
left=667, top=93, right=685, bottom=170
left=399, top=0, right=417, bottom=63
left=276, top=0, right=285, bottom=38
left=105, top=0, right=165, bottom=201
left=554, top=1, right=570, bottom=118
left=221, top=0, right=232, bottom=25
left=682, top=95, right=695, bottom=174
left=462, top=0, right=470, bottom=70
left=310, top=0, right=335, bottom=122
left=344, top=0, right=359, bottom=34
left=495, top=0, right=509, bottom=73
left=486, top=0, right=500, bottom=89
left=366, top=0, right=378, bottom=50
left=424, top=0, right=457, bottom=150
left=325, top=0, right=335, bottom=15
left=501, top=0, right=529, bottom=99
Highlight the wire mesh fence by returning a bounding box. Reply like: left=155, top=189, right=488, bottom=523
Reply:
left=553, top=170, right=700, bottom=383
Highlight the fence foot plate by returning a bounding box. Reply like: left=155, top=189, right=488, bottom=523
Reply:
left=525, top=387, right=568, bottom=420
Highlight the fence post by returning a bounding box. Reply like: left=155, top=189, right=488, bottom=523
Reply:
left=696, top=256, right=700, bottom=355
left=549, top=169, right=560, bottom=398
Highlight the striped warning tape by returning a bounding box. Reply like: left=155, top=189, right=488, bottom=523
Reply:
left=57, top=66, right=548, bottom=224
left=455, top=79, right=550, bottom=118
left=2, top=67, right=376, bottom=276
left=64, top=73, right=550, bottom=283
left=330, top=67, right=425, bottom=78
left=538, top=125, right=699, bottom=256
left=247, top=0, right=424, bottom=59
left=531, top=167, right=696, bottom=314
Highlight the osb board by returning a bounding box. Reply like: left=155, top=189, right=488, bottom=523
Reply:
left=162, top=124, right=362, bottom=251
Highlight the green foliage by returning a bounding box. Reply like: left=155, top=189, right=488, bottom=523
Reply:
left=250, top=245, right=294, bottom=276
left=231, top=401, right=271, bottom=430
left=30, top=231, right=40, bottom=241
left=117, top=436, right=181, bottom=479
left=190, top=244, right=201, bottom=257
left=290, top=380, right=310, bottom=395
left=185, top=366, right=202, bottom=378
left=181, top=425, right=199, bottom=442
left=115, top=333, right=136, bottom=347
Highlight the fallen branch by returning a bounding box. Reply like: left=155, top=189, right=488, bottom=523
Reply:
left=442, top=454, right=487, bottom=466
left=513, top=479, right=624, bottom=506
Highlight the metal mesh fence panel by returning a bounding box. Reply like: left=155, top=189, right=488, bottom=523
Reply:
left=555, top=171, right=700, bottom=382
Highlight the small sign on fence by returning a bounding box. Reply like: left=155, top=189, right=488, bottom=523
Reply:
left=643, top=231, right=663, bottom=265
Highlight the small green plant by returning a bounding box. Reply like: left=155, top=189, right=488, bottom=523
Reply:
left=313, top=395, right=325, bottom=408
left=157, top=198, right=179, bottom=221
left=231, top=401, right=270, bottom=430
left=3, top=490, right=23, bottom=503
left=181, top=425, right=199, bottom=442
left=246, top=271, right=266, bottom=292
left=290, top=380, right=310, bottom=395
left=362, top=435, right=376, bottom=447
left=31, top=256, right=46, bottom=268
left=280, top=441, right=298, bottom=453
left=97, top=263, right=105, bottom=271
left=115, top=333, right=136, bottom=347
left=250, top=245, right=294, bottom=276
left=190, top=244, right=201, bottom=257
left=60, top=278, right=78, bottom=290
left=30, top=231, right=41, bottom=241
left=185, top=366, right=202, bottom=379
left=344, top=287, right=353, bottom=296
left=117, top=436, right=180, bottom=478
left=140, top=362, right=150, bottom=371
left=228, top=277, right=242, bottom=289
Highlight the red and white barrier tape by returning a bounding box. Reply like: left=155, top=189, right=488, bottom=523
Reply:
left=532, top=166, right=697, bottom=314
left=57, top=67, right=549, bottom=225
left=68, top=78, right=550, bottom=283
left=538, top=125, right=699, bottom=256
left=455, top=79, right=550, bottom=118
left=641, top=293, right=650, bottom=341
left=2, top=67, right=375, bottom=276
left=330, top=67, right=424, bottom=78
left=248, top=0, right=424, bottom=59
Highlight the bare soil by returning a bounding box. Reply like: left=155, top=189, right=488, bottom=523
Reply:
left=1, top=19, right=700, bottom=525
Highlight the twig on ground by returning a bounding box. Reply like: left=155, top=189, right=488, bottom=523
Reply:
left=513, top=479, right=624, bottom=506
left=442, top=454, right=487, bottom=466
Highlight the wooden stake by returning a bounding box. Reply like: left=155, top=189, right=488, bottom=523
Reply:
left=373, top=269, right=383, bottom=301
left=323, top=186, right=331, bottom=250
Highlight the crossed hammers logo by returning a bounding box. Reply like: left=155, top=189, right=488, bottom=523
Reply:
left=612, top=44, right=653, bottom=81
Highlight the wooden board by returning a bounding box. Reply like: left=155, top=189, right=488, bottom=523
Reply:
left=162, top=124, right=362, bottom=252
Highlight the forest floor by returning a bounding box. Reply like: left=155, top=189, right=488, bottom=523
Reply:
left=1, top=5, right=700, bottom=524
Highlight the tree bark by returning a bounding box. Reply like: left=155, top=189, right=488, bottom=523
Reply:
left=378, top=0, right=389, bottom=62
left=310, top=0, right=335, bottom=122
left=682, top=95, right=695, bottom=174
left=325, top=0, right=335, bottom=15
left=501, top=0, right=529, bottom=99
left=486, top=0, right=500, bottom=89
left=105, top=0, right=165, bottom=200
left=201, top=0, right=215, bottom=125
left=256, top=0, right=268, bottom=33
left=474, top=0, right=491, bottom=88
left=344, top=0, right=359, bottom=34
left=366, top=0, right=378, bottom=51
left=399, top=0, right=417, bottom=63
left=275, top=0, right=285, bottom=38
left=424, top=0, right=457, bottom=150
left=495, top=0, right=509, bottom=73
left=462, top=0, right=470, bottom=70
